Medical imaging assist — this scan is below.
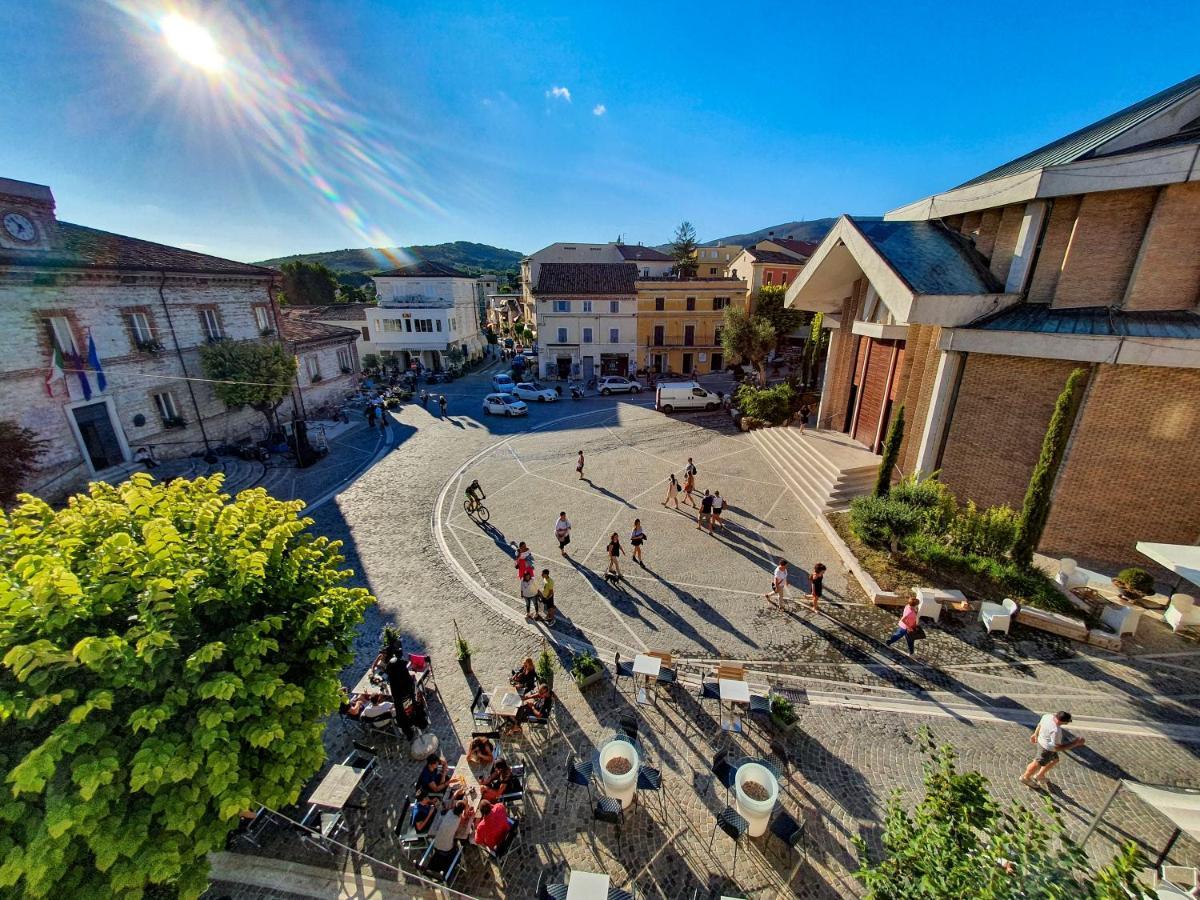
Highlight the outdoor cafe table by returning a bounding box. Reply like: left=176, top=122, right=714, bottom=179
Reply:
left=566, top=870, right=610, bottom=900
left=352, top=661, right=428, bottom=696
left=488, top=687, right=523, bottom=724
left=308, top=763, right=366, bottom=810
left=632, top=654, right=661, bottom=706
left=719, top=678, right=750, bottom=734
left=451, top=754, right=485, bottom=810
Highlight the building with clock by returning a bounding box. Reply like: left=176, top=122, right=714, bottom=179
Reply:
left=0, top=176, right=326, bottom=500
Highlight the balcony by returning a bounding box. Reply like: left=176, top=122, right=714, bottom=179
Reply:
left=645, top=338, right=719, bottom=349
left=380, top=293, right=454, bottom=309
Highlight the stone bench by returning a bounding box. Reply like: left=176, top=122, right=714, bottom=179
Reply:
left=1014, top=606, right=1088, bottom=641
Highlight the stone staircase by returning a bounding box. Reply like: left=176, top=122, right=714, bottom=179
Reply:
left=750, top=426, right=879, bottom=517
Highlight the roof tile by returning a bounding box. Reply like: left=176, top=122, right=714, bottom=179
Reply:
left=534, top=263, right=637, bottom=294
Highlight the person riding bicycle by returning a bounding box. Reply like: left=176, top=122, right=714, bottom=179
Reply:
left=465, top=479, right=486, bottom=507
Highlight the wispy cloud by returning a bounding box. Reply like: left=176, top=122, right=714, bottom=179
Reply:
left=592, top=104, right=607, bottom=117
left=546, top=85, right=571, bottom=102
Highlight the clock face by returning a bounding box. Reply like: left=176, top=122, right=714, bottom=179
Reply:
left=3, top=212, right=36, bottom=243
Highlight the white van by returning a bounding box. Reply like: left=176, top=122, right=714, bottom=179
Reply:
left=655, top=381, right=721, bottom=414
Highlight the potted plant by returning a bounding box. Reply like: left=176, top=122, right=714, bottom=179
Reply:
left=1113, top=567, right=1155, bottom=600
left=455, top=636, right=472, bottom=674
left=535, top=646, right=556, bottom=689
left=570, top=650, right=603, bottom=689
left=380, top=624, right=401, bottom=655
left=769, top=694, right=797, bottom=729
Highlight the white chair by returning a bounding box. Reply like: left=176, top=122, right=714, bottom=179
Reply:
left=979, top=598, right=1018, bottom=635
left=1055, top=558, right=1089, bottom=590
left=1100, top=604, right=1142, bottom=638
left=915, top=588, right=965, bottom=622
left=1163, top=594, right=1197, bottom=632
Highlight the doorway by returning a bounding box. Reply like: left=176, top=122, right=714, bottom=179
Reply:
left=710, top=352, right=723, bottom=372
left=682, top=352, right=694, bottom=375
left=71, top=402, right=125, bottom=471
left=556, top=356, right=572, bottom=379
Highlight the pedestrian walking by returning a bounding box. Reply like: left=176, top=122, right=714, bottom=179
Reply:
left=630, top=519, right=647, bottom=567
left=576, top=450, right=585, bottom=480
left=711, top=490, right=725, bottom=530
left=520, top=570, right=540, bottom=620
left=554, top=512, right=572, bottom=557
left=540, top=569, right=557, bottom=624
left=682, top=469, right=697, bottom=508
left=697, top=489, right=714, bottom=533
left=684, top=457, right=697, bottom=480
left=514, top=542, right=534, bottom=582
left=1021, top=711, right=1085, bottom=789
left=438, top=394, right=447, bottom=417
left=662, top=474, right=680, bottom=509
left=420, top=389, right=428, bottom=408
left=605, top=532, right=623, bottom=582
left=809, top=562, right=826, bottom=613
left=798, top=403, right=811, bottom=434
left=885, top=597, right=920, bottom=654
left=764, top=559, right=789, bottom=611
left=366, top=402, right=377, bottom=429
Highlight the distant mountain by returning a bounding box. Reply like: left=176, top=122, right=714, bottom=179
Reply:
left=699, top=217, right=881, bottom=248
left=255, top=241, right=524, bottom=281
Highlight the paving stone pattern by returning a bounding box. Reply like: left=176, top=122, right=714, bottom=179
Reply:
left=212, top=364, right=1200, bottom=899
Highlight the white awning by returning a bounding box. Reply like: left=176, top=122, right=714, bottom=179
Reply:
left=1123, top=781, right=1200, bottom=843
left=1136, top=542, right=1200, bottom=588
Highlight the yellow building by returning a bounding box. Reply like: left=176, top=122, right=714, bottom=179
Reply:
left=636, top=275, right=748, bottom=376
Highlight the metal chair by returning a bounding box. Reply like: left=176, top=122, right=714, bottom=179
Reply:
left=471, top=685, right=491, bottom=727
left=480, top=815, right=521, bottom=870
left=618, top=713, right=638, bottom=741
left=498, top=762, right=526, bottom=812
left=711, top=746, right=736, bottom=798
left=770, top=809, right=807, bottom=884
left=567, top=753, right=595, bottom=799
left=607, top=888, right=635, bottom=900
left=393, top=795, right=433, bottom=857
left=235, top=806, right=275, bottom=848
left=637, top=763, right=664, bottom=815
left=614, top=652, right=635, bottom=695
left=417, top=840, right=463, bottom=887
left=536, top=870, right=569, bottom=900
left=748, top=691, right=771, bottom=721
left=594, top=795, right=624, bottom=854
left=341, top=747, right=380, bottom=795
left=709, top=806, right=748, bottom=878
left=297, top=803, right=346, bottom=855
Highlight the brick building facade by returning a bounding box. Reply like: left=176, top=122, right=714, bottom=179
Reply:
left=787, top=74, right=1200, bottom=570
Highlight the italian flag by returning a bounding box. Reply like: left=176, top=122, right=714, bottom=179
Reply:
left=45, top=346, right=64, bottom=396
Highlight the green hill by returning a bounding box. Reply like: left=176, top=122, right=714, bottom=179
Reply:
left=700, top=216, right=880, bottom=248
left=256, top=240, right=524, bottom=280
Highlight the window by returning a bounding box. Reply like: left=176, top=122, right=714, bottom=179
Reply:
left=764, top=272, right=773, bottom=285
left=712, top=296, right=729, bottom=310
left=337, top=347, right=352, bottom=372
left=380, top=319, right=401, bottom=332
left=582, top=300, right=592, bottom=313
left=305, top=355, right=321, bottom=381
left=361, top=326, right=370, bottom=340
left=557, top=327, right=568, bottom=343
left=435, top=320, right=442, bottom=332
left=44, top=316, right=78, bottom=356
left=641, top=268, right=649, bottom=278
left=655, top=297, right=665, bottom=311
left=582, top=327, right=593, bottom=343
left=405, top=318, right=413, bottom=332
left=709, top=267, right=718, bottom=275
left=128, top=312, right=153, bottom=344
left=608, top=328, right=619, bottom=343
left=609, top=300, right=620, bottom=314
left=714, top=326, right=723, bottom=346
left=684, top=324, right=695, bottom=347
left=153, top=391, right=180, bottom=422
left=553, top=300, right=571, bottom=313
left=781, top=273, right=789, bottom=285
left=653, top=325, right=664, bottom=345
left=200, top=308, right=223, bottom=340
left=686, top=297, right=695, bottom=311
left=253, top=305, right=272, bottom=332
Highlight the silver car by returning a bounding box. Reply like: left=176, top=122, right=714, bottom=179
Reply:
left=598, top=376, right=642, bottom=395
left=482, top=392, right=528, bottom=416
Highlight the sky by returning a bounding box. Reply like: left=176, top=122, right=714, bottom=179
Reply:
left=2, top=0, right=1198, bottom=263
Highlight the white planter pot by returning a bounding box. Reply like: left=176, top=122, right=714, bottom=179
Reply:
left=734, top=762, right=778, bottom=837
left=598, top=740, right=640, bottom=809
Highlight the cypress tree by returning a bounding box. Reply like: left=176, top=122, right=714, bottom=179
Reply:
left=1011, top=367, right=1088, bottom=567
left=873, top=405, right=905, bottom=497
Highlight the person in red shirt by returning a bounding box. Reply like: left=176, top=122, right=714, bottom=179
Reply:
left=473, top=800, right=510, bottom=850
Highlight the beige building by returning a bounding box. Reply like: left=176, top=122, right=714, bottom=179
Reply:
left=727, top=237, right=816, bottom=307
left=694, top=244, right=743, bottom=276
left=787, top=72, right=1200, bottom=570
left=636, top=275, right=747, bottom=376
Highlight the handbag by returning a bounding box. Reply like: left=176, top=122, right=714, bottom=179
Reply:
left=911, top=625, right=928, bottom=641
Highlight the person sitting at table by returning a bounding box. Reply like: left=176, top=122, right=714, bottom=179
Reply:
left=514, top=683, right=552, bottom=724
left=467, top=735, right=495, bottom=768
left=473, top=800, right=511, bottom=851
left=424, top=800, right=471, bottom=875
left=410, top=793, right=440, bottom=834
left=480, top=759, right=517, bottom=803
left=345, top=691, right=394, bottom=721
left=417, top=753, right=453, bottom=797
left=509, top=657, right=536, bottom=695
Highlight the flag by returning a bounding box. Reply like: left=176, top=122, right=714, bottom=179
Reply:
left=69, top=349, right=92, bottom=400
left=87, top=333, right=107, bottom=392
left=44, top=346, right=64, bottom=396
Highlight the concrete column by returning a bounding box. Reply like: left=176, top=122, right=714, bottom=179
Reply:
left=1005, top=200, right=1048, bottom=294
left=816, top=327, right=842, bottom=430
left=914, top=348, right=964, bottom=475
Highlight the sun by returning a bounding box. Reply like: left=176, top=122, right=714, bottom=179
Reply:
left=160, top=13, right=225, bottom=72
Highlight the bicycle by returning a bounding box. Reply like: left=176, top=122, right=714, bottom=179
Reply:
left=463, top=494, right=490, bottom=523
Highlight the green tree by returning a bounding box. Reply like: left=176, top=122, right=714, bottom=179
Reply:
left=855, top=736, right=1150, bottom=899
left=1012, top=368, right=1087, bottom=567
left=278, top=260, right=338, bottom=306
left=200, top=340, right=298, bottom=436
left=335, top=278, right=376, bottom=305
left=360, top=352, right=380, bottom=373
left=670, top=221, right=699, bottom=276
left=755, top=284, right=805, bottom=340
left=0, top=421, right=47, bottom=507
left=720, top=306, right=776, bottom=386
left=873, top=406, right=905, bottom=497
left=0, top=475, right=372, bottom=898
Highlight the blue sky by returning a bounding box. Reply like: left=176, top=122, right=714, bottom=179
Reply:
left=2, top=0, right=1198, bottom=263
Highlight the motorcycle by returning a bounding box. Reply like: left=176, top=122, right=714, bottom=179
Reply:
left=569, top=383, right=585, bottom=400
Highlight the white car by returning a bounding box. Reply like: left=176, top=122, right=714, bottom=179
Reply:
left=598, top=376, right=642, bottom=395
left=491, top=373, right=515, bottom=392
left=482, top=392, right=528, bottom=416
left=513, top=382, right=558, bottom=402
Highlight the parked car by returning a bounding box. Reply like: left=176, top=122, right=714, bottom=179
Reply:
left=482, top=393, right=528, bottom=416
left=491, top=373, right=515, bottom=392
left=655, top=381, right=721, bottom=413
left=513, top=382, right=557, bottom=402
left=597, top=376, right=642, bottom=395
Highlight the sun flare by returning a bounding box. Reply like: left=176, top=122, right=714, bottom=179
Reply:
left=160, top=13, right=224, bottom=72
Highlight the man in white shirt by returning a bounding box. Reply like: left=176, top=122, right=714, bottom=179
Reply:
left=763, top=559, right=789, bottom=611
left=554, top=512, right=572, bottom=557
left=1021, top=710, right=1084, bottom=788
left=710, top=491, right=725, bottom=531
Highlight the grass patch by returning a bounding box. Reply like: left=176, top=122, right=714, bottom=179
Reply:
left=829, top=511, right=1079, bottom=618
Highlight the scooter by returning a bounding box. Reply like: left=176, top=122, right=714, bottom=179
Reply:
left=569, top=383, right=585, bottom=400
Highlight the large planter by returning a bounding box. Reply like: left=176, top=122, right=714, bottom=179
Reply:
left=734, top=762, right=778, bottom=837
left=598, top=740, right=640, bottom=809
left=458, top=655, right=472, bottom=675
left=574, top=668, right=604, bottom=689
